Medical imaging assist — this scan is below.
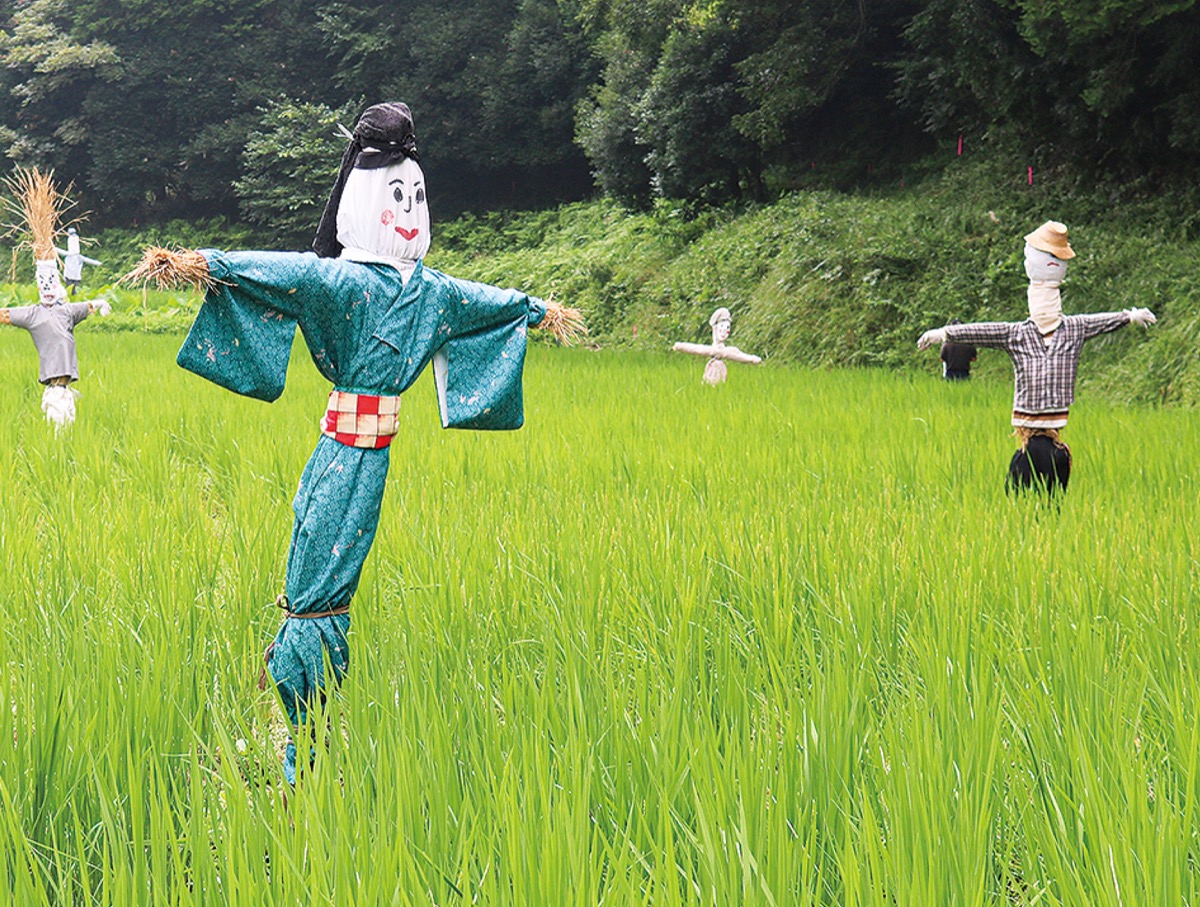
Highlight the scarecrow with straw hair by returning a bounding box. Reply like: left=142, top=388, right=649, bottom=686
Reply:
left=0, top=167, right=111, bottom=430
left=127, top=102, right=584, bottom=783
left=917, top=220, right=1156, bottom=495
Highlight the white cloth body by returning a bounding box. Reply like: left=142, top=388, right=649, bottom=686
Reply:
left=56, top=235, right=101, bottom=281
left=703, top=358, right=727, bottom=385
left=41, top=384, right=78, bottom=429
left=1024, top=244, right=1068, bottom=334
left=336, top=157, right=431, bottom=265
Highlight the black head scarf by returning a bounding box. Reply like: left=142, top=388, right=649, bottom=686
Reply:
left=313, top=102, right=421, bottom=258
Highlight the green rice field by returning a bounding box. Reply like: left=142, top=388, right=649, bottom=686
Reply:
left=1, top=329, right=1197, bottom=905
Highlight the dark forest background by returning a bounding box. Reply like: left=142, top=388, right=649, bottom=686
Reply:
left=1, top=0, right=1198, bottom=246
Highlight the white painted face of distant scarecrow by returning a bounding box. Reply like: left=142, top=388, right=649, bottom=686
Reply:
left=36, top=259, right=66, bottom=306
left=710, top=307, right=731, bottom=345
left=336, top=156, right=431, bottom=262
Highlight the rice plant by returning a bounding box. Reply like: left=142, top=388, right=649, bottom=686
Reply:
left=0, top=329, right=1196, bottom=904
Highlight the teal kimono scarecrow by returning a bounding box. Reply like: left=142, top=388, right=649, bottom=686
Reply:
left=128, top=103, right=583, bottom=782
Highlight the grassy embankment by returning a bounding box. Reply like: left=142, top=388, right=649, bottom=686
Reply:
left=3, top=158, right=1197, bottom=406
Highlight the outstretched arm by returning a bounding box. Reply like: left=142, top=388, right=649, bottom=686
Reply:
left=1076, top=308, right=1155, bottom=340
left=917, top=328, right=946, bottom=350
left=435, top=270, right=585, bottom=346
left=123, top=248, right=214, bottom=292
left=1126, top=307, right=1156, bottom=326
left=0, top=306, right=38, bottom=328
left=531, top=295, right=586, bottom=346
left=123, top=247, right=340, bottom=321
left=920, top=320, right=1016, bottom=350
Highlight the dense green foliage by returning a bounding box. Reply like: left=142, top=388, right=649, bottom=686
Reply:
left=0, top=0, right=1198, bottom=222
left=233, top=99, right=361, bottom=250
left=423, top=163, right=1200, bottom=407
left=4, top=154, right=1197, bottom=405
left=1, top=333, right=1197, bottom=903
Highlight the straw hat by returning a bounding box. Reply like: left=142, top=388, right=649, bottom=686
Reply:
left=1023, top=221, right=1075, bottom=260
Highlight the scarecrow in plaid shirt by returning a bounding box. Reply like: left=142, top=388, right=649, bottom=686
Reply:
left=918, top=221, right=1156, bottom=494
left=128, top=103, right=583, bottom=782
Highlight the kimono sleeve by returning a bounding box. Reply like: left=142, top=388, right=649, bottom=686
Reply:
left=432, top=318, right=532, bottom=430
left=430, top=272, right=544, bottom=430
left=176, top=250, right=327, bottom=402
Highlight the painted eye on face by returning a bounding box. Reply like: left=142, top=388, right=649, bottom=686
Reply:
left=415, top=188, right=425, bottom=205
left=392, top=186, right=404, bottom=203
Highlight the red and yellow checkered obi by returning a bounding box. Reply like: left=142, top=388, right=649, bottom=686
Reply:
left=320, top=390, right=401, bottom=449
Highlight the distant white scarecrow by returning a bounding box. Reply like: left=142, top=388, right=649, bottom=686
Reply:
left=0, top=167, right=111, bottom=430
left=56, top=226, right=101, bottom=295
left=917, top=220, right=1156, bottom=494
left=673, top=307, right=761, bottom=384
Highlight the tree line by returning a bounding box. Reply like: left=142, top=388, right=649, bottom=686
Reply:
left=1, top=0, right=1197, bottom=246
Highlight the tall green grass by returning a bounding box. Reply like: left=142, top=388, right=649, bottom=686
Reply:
left=0, top=329, right=1196, bottom=904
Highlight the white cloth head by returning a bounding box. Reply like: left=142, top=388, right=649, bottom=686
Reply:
left=709, top=307, right=731, bottom=344
left=1025, top=244, right=1066, bottom=334
left=336, top=157, right=430, bottom=264
left=35, top=259, right=67, bottom=306
left=1024, top=244, right=1068, bottom=284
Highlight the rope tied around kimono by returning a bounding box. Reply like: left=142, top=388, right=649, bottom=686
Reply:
left=321, top=389, right=401, bottom=448
left=274, top=593, right=350, bottom=620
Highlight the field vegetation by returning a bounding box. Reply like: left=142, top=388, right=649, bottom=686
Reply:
left=5, top=157, right=1198, bottom=405
left=0, top=326, right=1196, bottom=904
left=1, top=160, right=1196, bottom=901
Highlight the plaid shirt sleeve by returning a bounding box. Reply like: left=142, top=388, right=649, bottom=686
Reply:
left=1075, top=310, right=1130, bottom=340
left=944, top=321, right=1015, bottom=350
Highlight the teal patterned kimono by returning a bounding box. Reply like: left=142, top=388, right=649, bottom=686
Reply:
left=179, top=250, right=546, bottom=781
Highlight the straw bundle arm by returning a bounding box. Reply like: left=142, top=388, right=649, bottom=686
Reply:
left=538, top=296, right=587, bottom=346
left=121, top=247, right=214, bottom=290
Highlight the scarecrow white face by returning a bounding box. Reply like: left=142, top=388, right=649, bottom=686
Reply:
left=336, top=157, right=431, bottom=261
left=709, top=307, right=732, bottom=344
left=1024, top=244, right=1068, bottom=285
left=35, top=259, right=65, bottom=306
left=1024, top=244, right=1066, bottom=334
